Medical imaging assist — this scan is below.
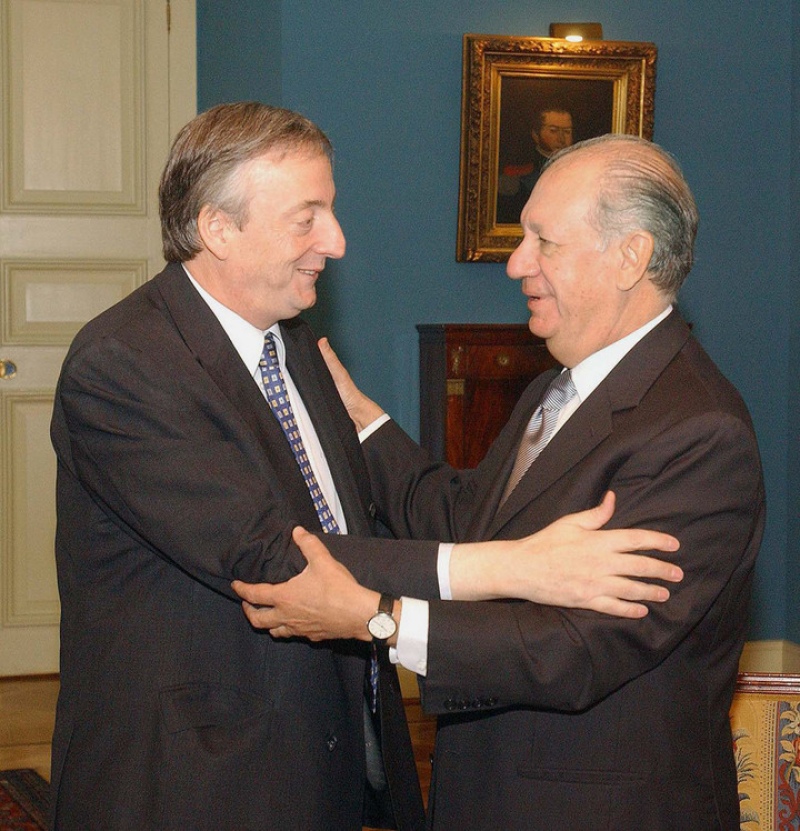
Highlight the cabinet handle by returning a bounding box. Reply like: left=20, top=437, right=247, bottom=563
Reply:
left=450, top=346, right=464, bottom=375
left=495, top=353, right=510, bottom=367
left=0, top=359, right=18, bottom=380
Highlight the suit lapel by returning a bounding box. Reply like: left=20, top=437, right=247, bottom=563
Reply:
left=489, top=388, right=612, bottom=533
left=152, top=264, right=319, bottom=522
left=485, top=312, right=693, bottom=536
left=282, top=320, right=372, bottom=537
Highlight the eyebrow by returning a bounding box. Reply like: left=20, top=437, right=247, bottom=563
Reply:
left=292, top=199, right=325, bottom=210
left=281, top=198, right=331, bottom=219
left=291, top=195, right=338, bottom=211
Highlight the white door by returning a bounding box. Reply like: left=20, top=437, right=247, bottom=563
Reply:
left=0, top=0, right=196, bottom=675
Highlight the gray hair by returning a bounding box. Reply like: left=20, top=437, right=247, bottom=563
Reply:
left=547, top=134, right=699, bottom=298
left=159, top=102, right=333, bottom=262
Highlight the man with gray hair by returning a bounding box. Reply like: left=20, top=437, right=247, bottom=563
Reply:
left=236, top=134, right=765, bottom=830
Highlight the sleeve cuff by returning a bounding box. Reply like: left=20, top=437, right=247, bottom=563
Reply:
left=391, top=596, right=429, bottom=677
left=357, top=413, right=391, bottom=443
left=438, top=542, right=454, bottom=600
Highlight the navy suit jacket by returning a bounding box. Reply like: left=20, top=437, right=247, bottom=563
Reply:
left=364, top=311, right=765, bottom=831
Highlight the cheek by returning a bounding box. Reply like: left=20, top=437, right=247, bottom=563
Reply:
left=545, top=268, right=593, bottom=327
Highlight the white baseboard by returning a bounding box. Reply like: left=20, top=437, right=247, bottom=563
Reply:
left=739, top=639, right=800, bottom=673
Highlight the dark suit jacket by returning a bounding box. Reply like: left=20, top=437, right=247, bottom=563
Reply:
left=363, top=311, right=765, bottom=831
left=49, top=263, right=433, bottom=831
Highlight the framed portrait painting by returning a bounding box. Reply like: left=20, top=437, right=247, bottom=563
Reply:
left=456, top=35, right=657, bottom=262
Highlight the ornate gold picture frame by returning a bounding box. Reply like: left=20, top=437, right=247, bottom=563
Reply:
left=456, top=35, right=657, bottom=263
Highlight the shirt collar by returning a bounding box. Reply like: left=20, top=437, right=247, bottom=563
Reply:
left=570, top=305, right=673, bottom=403
left=182, top=265, right=282, bottom=374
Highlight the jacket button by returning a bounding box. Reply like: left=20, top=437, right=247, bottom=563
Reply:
left=326, top=732, right=338, bottom=752
left=368, top=502, right=377, bottom=518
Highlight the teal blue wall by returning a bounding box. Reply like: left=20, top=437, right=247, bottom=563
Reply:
left=197, top=1, right=799, bottom=644
left=789, top=0, right=800, bottom=645
left=197, top=0, right=281, bottom=105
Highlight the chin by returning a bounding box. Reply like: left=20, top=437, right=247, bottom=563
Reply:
left=298, top=291, right=317, bottom=311
left=527, top=317, right=551, bottom=339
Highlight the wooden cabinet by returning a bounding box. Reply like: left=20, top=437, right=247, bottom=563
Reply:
left=417, top=324, right=558, bottom=468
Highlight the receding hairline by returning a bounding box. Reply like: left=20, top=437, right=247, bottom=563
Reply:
left=540, top=133, right=698, bottom=295
left=547, top=135, right=680, bottom=180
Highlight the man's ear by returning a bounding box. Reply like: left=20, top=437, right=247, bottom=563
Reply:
left=617, top=230, right=654, bottom=291
left=197, top=205, right=234, bottom=260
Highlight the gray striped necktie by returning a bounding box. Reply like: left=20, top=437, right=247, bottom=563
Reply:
left=501, top=370, right=577, bottom=504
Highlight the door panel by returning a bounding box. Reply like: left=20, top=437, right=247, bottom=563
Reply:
left=0, top=0, right=196, bottom=675
left=5, top=0, right=142, bottom=211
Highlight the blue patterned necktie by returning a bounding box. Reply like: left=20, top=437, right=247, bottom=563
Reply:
left=259, top=333, right=340, bottom=535
left=501, top=369, right=577, bottom=504
left=259, top=333, right=380, bottom=711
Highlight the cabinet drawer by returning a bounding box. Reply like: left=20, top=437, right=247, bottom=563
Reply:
left=419, top=324, right=558, bottom=468
left=448, top=343, right=553, bottom=380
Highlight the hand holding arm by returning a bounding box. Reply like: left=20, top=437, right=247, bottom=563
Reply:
left=232, top=493, right=682, bottom=641
left=233, top=527, right=384, bottom=642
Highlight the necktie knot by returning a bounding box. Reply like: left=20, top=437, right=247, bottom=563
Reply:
left=540, top=369, right=576, bottom=412
left=261, top=333, right=278, bottom=369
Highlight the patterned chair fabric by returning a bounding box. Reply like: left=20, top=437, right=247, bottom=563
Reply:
left=731, top=673, right=800, bottom=830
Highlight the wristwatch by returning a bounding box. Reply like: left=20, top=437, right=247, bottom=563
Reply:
left=367, top=593, right=397, bottom=640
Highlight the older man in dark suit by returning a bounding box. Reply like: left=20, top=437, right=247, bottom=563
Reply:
left=50, top=105, right=681, bottom=831
left=237, top=134, right=764, bottom=830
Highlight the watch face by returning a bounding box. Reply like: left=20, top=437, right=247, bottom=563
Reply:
left=368, top=611, right=397, bottom=640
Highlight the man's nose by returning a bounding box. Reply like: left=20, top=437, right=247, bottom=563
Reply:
left=507, top=241, right=539, bottom=281
left=322, top=216, right=346, bottom=259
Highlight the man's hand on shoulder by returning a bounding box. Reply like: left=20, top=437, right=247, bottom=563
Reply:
left=318, top=338, right=385, bottom=432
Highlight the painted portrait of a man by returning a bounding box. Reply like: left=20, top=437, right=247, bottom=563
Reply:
left=495, top=76, right=614, bottom=225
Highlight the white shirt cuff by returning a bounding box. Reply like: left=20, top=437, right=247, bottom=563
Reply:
left=391, top=596, right=430, bottom=677
left=357, top=413, right=391, bottom=443
left=389, top=543, right=454, bottom=677
left=438, top=542, right=454, bottom=600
